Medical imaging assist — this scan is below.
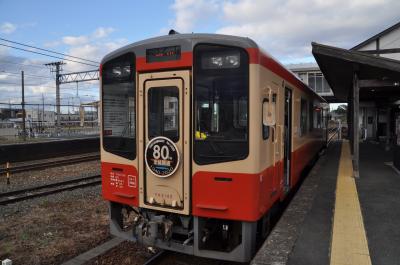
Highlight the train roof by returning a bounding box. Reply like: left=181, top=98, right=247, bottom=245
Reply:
left=101, top=32, right=325, bottom=103
left=101, top=33, right=258, bottom=63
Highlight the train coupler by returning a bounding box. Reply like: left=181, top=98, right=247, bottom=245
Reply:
left=135, top=215, right=173, bottom=245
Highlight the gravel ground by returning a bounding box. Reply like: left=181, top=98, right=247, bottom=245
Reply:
left=87, top=242, right=245, bottom=265
left=0, top=159, right=100, bottom=193
left=0, top=185, right=109, bottom=265
left=86, top=241, right=155, bottom=265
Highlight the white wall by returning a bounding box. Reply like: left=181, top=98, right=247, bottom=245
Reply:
left=355, top=26, right=400, bottom=61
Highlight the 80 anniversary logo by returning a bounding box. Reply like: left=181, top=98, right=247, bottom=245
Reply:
left=145, top=136, right=180, bottom=178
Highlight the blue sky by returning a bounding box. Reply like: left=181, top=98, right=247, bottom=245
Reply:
left=0, top=0, right=399, bottom=106
left=0, top=1, right=175, bottom=60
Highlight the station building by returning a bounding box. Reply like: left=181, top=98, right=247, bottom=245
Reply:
left=311, top=21, right=400, bottom=174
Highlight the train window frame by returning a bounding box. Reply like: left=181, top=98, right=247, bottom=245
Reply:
left=262, top=98, right=270, bottom=140
left=309, top=101, right=314, bottom=131
left=300, top=98, right=308, bottom=137
left=102, top=52, right=136, bottom=160
left=193, top=43, right=250, bottom=165
left=147, top=86, right=180, bottom=143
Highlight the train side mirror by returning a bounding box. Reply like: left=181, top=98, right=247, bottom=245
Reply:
left=263, top=99, right=276, bottom=126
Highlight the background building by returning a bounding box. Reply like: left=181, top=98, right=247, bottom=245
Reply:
left=287, top=63, right=334, bottom=98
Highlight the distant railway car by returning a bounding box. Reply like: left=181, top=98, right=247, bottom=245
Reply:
left=100, top=32, right=328, bottom=262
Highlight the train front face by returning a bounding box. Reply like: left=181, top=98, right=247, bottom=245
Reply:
left=100, top=34, right=259, bottom=262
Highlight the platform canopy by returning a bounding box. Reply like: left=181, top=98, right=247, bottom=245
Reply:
left=312, top=42, right=400, bottom=103
left=312, top=42, right=400, bottom=177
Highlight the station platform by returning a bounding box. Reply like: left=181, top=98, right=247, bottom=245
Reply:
left=251, top=140, right=400, bottom=265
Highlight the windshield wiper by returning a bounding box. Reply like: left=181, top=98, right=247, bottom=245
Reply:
left=206, top=140, right=225, bottom=155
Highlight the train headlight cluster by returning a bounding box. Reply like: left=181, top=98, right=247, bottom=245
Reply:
left=111, top=64, right=131, bottom=78
left=201, top=52, right=240, bottom=69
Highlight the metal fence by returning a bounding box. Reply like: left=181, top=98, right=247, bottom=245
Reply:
left=0, top=102, right=99, bottom=144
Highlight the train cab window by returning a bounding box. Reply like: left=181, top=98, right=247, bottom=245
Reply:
left=102, top=53, right=136, bottom=160
left=300, top=98, right=308, bottom=137
left=314, top=107, right=322, bottom=128
left=194, top=44, right=249, bottom=165
left=148, top=86, right=179, bottom=142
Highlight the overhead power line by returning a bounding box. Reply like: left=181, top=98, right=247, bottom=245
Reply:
left=0, top=59, right=48, bottom=69
left=0, top=43, right=99, bottom=67
left=0, top=37, right=100, bottom=64
left=0, top=81, right=59, bottom=89
left=0, top=70, right=54, bottom=80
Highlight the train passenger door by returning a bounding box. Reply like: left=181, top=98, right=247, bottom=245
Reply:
left=283, top=88, right=292, bottom=190
left=138, top=70, right=191, bottom=215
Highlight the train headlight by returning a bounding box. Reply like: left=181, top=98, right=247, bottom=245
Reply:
left=112, top=66, right=122, bottom=76
left=201, top=52, right=240, bottom=69
left=109, top=64, right=131, bottom=78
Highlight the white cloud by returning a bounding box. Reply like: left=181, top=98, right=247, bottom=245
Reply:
left=62, top=35, right=89, bottom=46
left=171, top=0, right=219, bottom=32
left=92, top=27, right=115, bottom=39
left=61, top=27, right=115, bottom=47
left=216, top=0, right=400, bottom=61
left=0, top=22, right=17, bottom=34
left=57, top=27, right=126, bottom=73
left=63, top=38, right=128, bottom=72
left=0, top=73, right=9, bottom=80
left=43, top=40, right=61, bottom=48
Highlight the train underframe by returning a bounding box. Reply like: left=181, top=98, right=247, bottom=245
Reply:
left=109, top=202, right=270, bottom=262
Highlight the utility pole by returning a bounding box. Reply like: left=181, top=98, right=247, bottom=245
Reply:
left=42, top=93, right=45, bottom=129
left=37, top=103, right=39, bottom=133
left=45, top=61, right=65, bottom=134
left=21, top=70, right=26, bottom=141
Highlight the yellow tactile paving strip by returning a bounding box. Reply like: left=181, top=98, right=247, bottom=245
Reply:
left=330, top=141, right=371, bottom=265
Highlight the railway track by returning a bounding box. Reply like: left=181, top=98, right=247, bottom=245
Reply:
left=328, top=127, right=340, bottom=144
left=0, top=153, right=100, bottom=175
left=143, top=250, right=169, bottom=265
left=0, top=174, right=101, bottom=205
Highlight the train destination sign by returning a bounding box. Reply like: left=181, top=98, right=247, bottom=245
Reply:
left=145, top=136, right=180, bottom=178
left=146, top=46, right=181, bottom=63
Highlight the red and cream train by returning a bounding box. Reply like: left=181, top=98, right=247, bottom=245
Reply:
left=100, top=32, right=328, bottom=262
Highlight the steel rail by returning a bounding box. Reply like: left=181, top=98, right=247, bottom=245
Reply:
left=0, top=154, right=100, bottom=175
left=327, top=127, right=340, bottom=144
left=143, top=250, right=169, bottom=265
left=0, top=174, right=101, bottom=205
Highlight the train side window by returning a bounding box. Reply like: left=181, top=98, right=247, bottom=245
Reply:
left=262, top=98, right=270, bottom=140
left=312, top=106, right=323, bottom=129
left=309, top=101, right=314, bottom=131
left=300, top=98, right=308, bottom=136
